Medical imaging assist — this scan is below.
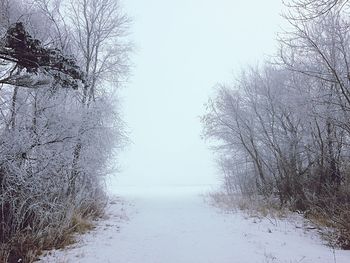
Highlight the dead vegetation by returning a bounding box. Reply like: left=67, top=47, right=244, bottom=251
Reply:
left=208, top=190, right=350, bottom=250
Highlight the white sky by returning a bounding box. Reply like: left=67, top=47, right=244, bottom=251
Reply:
left=110, top=0, right=284, bottom=187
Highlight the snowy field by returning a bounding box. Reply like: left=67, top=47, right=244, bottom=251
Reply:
left=39, top=186, right=350, bottom=263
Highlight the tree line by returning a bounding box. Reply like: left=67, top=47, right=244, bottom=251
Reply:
left=0, top=0, right=131, bottom=262
left=202, top=0, right=350, bottom=249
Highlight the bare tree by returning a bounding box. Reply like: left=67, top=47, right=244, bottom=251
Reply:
left=67, top=0, right=131, bottom=104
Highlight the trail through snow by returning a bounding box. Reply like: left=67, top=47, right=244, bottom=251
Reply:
left=40, top=186, right=350, bottom=263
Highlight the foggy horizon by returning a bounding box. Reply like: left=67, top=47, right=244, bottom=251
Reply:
left=112, top=0, right=284, bottom=187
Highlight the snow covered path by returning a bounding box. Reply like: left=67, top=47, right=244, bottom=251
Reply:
left=40, top=186, right=350, bottom=263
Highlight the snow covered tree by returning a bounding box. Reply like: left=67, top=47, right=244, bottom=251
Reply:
left=0, top=0, right=131, bottom=261
left=203, top=1, right=350, bottom=248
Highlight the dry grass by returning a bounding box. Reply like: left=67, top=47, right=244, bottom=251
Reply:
left=0, top=206, right=104, bottom=263
left=207, top=191, right=289, bottom=219
left=70, top=213, right=95, bottom=235
left=305, top=209, right=350, bottom=250
left=208, top=191, right=350, bottom=250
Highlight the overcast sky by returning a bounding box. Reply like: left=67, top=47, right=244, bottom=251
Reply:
left=109, top=0, right=284, bottom=188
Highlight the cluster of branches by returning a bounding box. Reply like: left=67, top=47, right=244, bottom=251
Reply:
left=0, top=0, right=130, bottom=262
left=202, top=0, right=350, bottom=249
left=0, top=22, right=84, bottom=88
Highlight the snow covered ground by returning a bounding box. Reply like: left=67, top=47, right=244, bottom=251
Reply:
left=39, top=186, right=350, bottom=263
